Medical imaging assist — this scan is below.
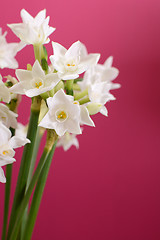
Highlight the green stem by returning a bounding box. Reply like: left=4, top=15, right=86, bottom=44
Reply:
left=73, top=83, right=81, bottom=91
left=20, top=127, right=45, bottom=239
left=9, top=130, right=57, bottom=240
left=74, top=88, right=88, bottom=100
left=2, top=165, right=12, bottom=240
left=66, top=80, right=74, bottom=96
left=23, top=140, right=57, bottom=240
left=7, top=96, right=41, bottom=240
left=33, top=45, right=42, bottom=63
left=2, top=128, right=15, bottom=240
left=79, top=96, right=90, bottom=105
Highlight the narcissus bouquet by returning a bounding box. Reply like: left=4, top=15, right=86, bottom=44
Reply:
left=1, top=9, right=120, bottom=240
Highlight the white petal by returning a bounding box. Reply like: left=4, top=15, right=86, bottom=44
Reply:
left=78, top=54, right=100, bottom=74
left=16, top=69, right=33, bottom=82
left=0, top=122, right=11, bottom=143
left=52, top=42, right=67, bottom=57
left=100, top=106, right=108, bottom=116
left=110, top=83, right=121, bottom=90
left=39, top=112, right=55, bottom=129
left=32, top=60, right=45, bottom=79
left=0, top=167, right=6, bottom=183
left=80, top=105, right=95, bottom=126
left=9, top=82, right=25, bottom=95
left=65, top=41, right=81, bottom=58
left=66, top=119, right=82, bottom=135
left=45, top=73, right=60, bottom=87
left=9, top=136, right=30, bottom=149
left=59, top=72, right=79, bottom=80
left=35, top=9, right=46, bottom=25
left=0, top=157, right=15, bottom=167
left=104, top=56, right=113, bottom=68
left=102, top=67, right=119, bottom=82
left=21, top=9, right=33, bottom=23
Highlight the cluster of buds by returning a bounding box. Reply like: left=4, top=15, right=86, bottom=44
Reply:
left=0, top=9, right=120, bottom=183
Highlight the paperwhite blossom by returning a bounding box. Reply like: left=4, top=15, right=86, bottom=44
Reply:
left=0, top=122, right=30, bottom=183
left=57, top=132, right=79, bottom=151
left=50, top=41, right=100, bottom=80
left=8, top=9, right=55, bottom=45
left=0, top=75, right=11, bottom=103
left=87, top=82, right=115, bottom=116
left=39, top=89, right=94, bottom=136
left=0, top=103, right=18, bottom=128
left=80, top=56, right=120, bottom=90
left=10, top=60, right=60, bottom=98
left=0, top=28, right=24, bottom=69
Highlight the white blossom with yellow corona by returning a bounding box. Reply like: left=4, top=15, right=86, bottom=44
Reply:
left=39, top=89, right=94, bottom=136
left=50, top=41, right=100, bottom=80
left=10, top=60, right=60, bottom=98
left=8, top=9, right=55, bottom=45
left=0, top=122, right=30, bottom=183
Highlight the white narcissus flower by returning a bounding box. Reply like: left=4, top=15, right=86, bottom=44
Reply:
left=80, top=56, right=120, bottom=91
left=87, top=82, right=115, bottom=116
left=0, top=28, right=24, bottom=69
left=50, top=41, right=100, bottom=80
left=88, top=82, right=115, bottom=104
left=39, top=89, right=94, bottom=136
left=10, top=60, right=60, bottom=98
left=0, top=103, right=18, bottom=128
left=57, top=132, right=79, bottom=151
left=0, top=75, right=11, bottom=103
left=8, top=9, right=55, bottom=45
left=0, top=122, right=30, bottom=183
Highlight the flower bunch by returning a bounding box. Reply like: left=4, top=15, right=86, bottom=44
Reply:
left=1, top=9, right=120, bottom=240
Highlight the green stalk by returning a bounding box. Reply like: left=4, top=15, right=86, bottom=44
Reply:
left=20, top=127, right=45, bottom=239
left=79, top=96, right=90, bottom=105
left=73, top=83, right=81, bottom=91
left=74, top=88, right=88, bottom=100
left=66, top=80, right=74, bottom=96
left=2, top=165, right=12, bottom=240
left=33, top=45, right=42, bottom=63
left=23, top=140, right=57, bottom=240
left=9, top=130, right=57, bottom=240
left=7, top=96, right=41, bottom=240
left=2, top=128, right=15, bottom=240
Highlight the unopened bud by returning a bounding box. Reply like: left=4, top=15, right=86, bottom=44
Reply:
left=27, top=64, right=32, bottom=71
left=54, top=81, right=64, bottom=92
left=41, top=58, right=48, bottom=72
left=87, top=103, right=102, bottom=115
left=38, top=99, right=48, bottom=123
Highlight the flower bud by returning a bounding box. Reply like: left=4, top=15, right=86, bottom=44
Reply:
left=87, top=103, right=102, bottom=115
left=54, top=81, right=64, bottom=92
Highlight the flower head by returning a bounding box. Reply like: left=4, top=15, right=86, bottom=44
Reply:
left=0, top=75, right=11, bottom=103
left=0, top=103, right=18, bottom=128
left=80, top=56, right=120, bottom=90
left=8, top=9, right=55, bottom=45
left=10, top=60, right=60, bottom=98
left=0, top=122, right=30, bottom=183
left=39, top=89, right=94, bottom=136
left=0, top=28, right=24, bottom=69
left=50, top=41, right=100, bottom=80
left=57, top=132, right=79, bottom=151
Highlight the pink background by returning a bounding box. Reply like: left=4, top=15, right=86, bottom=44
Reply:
left=0, top=0, right=160, bottom=239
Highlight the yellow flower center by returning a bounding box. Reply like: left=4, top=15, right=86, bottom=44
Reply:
left=3, top=150, right=8, bottom=155
left=67, top=63, right=75, bottom=67
left=35, top=82, right=42, bottom=89
left=57, top=111, right=67, bottom=120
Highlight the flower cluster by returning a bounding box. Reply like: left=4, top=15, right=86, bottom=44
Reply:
left=0, top=9, right=120, bottom=183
